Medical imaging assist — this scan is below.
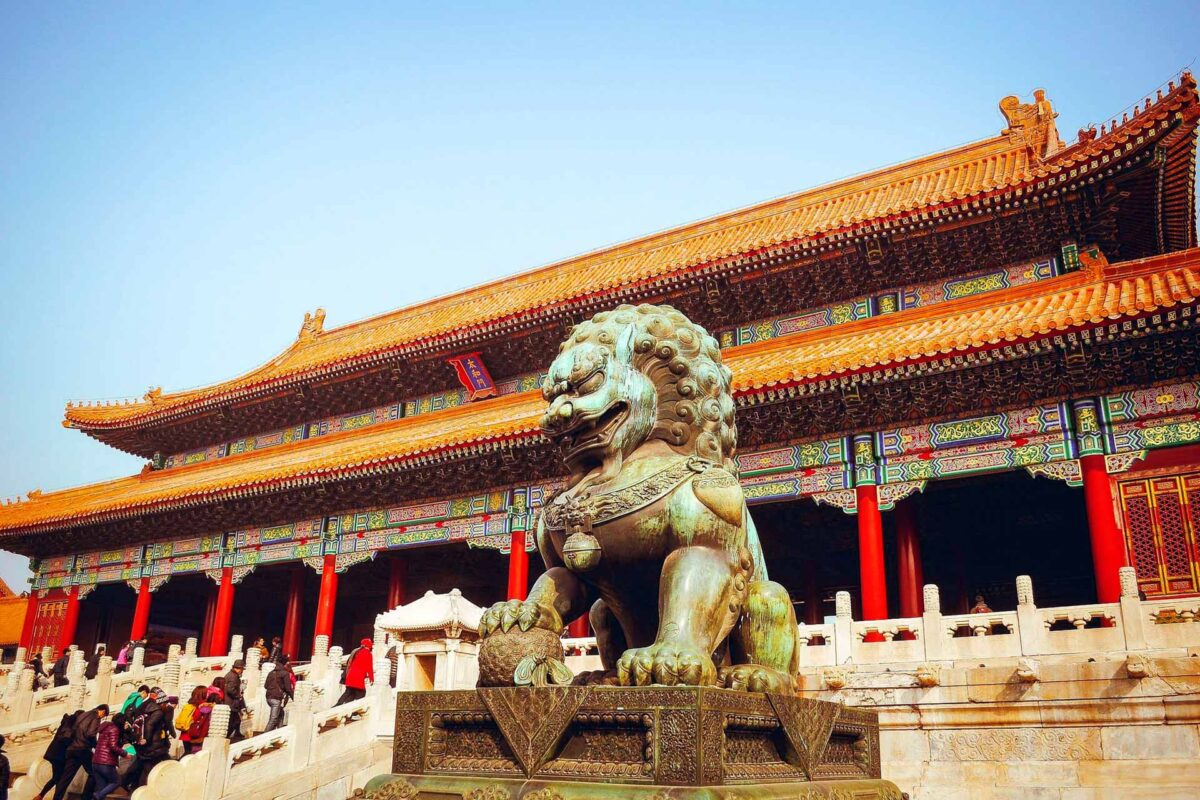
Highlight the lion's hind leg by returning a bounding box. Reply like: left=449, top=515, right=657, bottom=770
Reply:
left=725, top=579, right=799, bottom=694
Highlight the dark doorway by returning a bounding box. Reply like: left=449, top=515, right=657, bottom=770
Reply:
left=914, top=470, right=1094, bottom=613
left=76, top=583, right=135, bottom=656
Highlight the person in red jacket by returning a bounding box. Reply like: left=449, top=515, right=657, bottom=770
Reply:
left=91, top=712, right=126, bottom=800
left=336, top=639, right=374, bottom=705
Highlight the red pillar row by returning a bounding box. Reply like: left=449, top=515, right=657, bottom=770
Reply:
left=282, top=567, right=305, bottom=661
left=209, top=568, right=236, bottom=657
left=314, top=554, right=338, bottom=643
left=895, top=500, right=924, bottom=618
left=507, top=529, right=529, bottom=601
left=856, top=484, right=888, bottom=621
left=18, top=592, right=40, bottom=651
left=59, top=586, right=81, bottom=654
left=388, top=557, right=406, bottom=609
left=130, top=577, right=152, bottom=642
left=1080, top=453, right=1127, bottom=603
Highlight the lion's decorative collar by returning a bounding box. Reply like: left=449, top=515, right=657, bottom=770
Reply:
left=542, top=456, right=715, bottom=533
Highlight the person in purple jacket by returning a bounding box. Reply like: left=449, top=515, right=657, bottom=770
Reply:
left=90, top=713, right=126, bottom=800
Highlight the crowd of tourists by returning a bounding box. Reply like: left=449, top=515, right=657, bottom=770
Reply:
left=16, top=632, right=382, bottom=797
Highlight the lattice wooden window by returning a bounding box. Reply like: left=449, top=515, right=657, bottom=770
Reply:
left=30, top=597, right=68, bottom=656
left=1119, top=471, right=1199, bottom=598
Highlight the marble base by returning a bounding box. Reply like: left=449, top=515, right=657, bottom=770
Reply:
left=383, top=686, right=898, bottom=794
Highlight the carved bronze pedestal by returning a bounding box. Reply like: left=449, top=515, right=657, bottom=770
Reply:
left=365, top=686, right=902, bottom=799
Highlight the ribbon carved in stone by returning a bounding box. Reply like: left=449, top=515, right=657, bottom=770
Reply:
left=767, top=693, right=841, bottom=779
left=478, top=686, right=591, bottom=777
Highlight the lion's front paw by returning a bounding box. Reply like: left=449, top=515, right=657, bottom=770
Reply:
left=479, top=599, right=563, bottom=637
left=616, top=642, right=717, bottom=687
left=719, top=664, right=796, bottom=694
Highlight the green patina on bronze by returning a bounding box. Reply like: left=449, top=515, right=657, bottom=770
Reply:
left=370, top=306, right=902, bottom=798
left=478, top=304, right=799, bottom=694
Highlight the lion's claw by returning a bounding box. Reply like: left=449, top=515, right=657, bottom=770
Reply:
left=615, top=642, right=716, bottom=687
left=480, top=599, right=562, bottom=638
left=720, top=664, right=795, bottom=694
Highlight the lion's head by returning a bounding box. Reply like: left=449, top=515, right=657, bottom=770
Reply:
left=540, top=304, right=736, bottom=481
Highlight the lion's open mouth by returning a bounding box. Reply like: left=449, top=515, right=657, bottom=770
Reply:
left=557, top=401, right=629, bottom=464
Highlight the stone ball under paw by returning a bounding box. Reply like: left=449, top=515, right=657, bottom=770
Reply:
left=477, top=627, right=564, bottom=687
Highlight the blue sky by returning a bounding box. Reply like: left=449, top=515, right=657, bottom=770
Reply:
left=1, top=2, right=1196, bottom=591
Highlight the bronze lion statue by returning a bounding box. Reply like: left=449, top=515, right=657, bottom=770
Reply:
left=479, top=304, right=799, bottom=693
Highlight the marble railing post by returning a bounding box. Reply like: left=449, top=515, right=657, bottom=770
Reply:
left=67, top=680, right=87, bottom=714
left=4, top=648, right=26, bottom=696
left=1015, top=575, right=1043, bottom=656
left=1118, top=566, right=1146, bottom=651
left=290, top=682, right=316, bottom=769
left=91, top=656, right=113, bottom=707
left=162, top=662, right=181, bottom=702
left=227, top=635, right=244, bottom=670
left=310, top=635, right=330, bottom=681
left=67, top=649, right=86, bottom=687
left=202, top=704, right=232, bottom=800
left=130, top=646, right=145, bottom=676
left=12, top=667, right=35, bottom=723
left=242, top=647, right=262, bottom=730
left=833, top=591, right=853, bottom=665
left=370, top=650, right=396, bottom=737
left=921, top=584, right=944, bottom=661
left=40, top=646, right=53, bottom=667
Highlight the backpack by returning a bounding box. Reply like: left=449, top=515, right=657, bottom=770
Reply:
left=174, top=703, right=196, bottom=732
left=127, top=712, right=146, bottom=744
left=186, top=704, right=212, bottom=741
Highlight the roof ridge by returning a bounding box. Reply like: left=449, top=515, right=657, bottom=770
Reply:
left=62, top=78, right=1200, bottom=434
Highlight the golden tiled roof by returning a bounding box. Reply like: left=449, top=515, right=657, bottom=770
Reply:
left=0, top=596, right=28, bottom=646
left=8, top=247, right=1199, bottom=537
left=64, top=76, right=1199, bottom=432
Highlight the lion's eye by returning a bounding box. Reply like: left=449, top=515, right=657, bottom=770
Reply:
left=577, top=371, right=605, bottom=394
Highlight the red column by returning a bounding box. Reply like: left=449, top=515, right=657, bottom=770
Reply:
left=18, top=592, right=40, bottom=651
left=387, top=557, right=406, bottom=609
left=130, top=578, right=152, bottom=641
left=209, top=568, right=236, bottom=658
left=199, top=587, right=217, bottom=657
left=506, top=529, right=529, bottom=601
left=896, top=500, right=924, bottom=618
left=568, top=616, right=589, bottom=638
left=1081, top=453, right=1127, bottom=602
left=314, top=555, right=338, bottom=644
left=856, top=484, right=888, bottom=621
left=282, top=567, right=305, bottom=660
left=59, top=586, right=81, bottom=653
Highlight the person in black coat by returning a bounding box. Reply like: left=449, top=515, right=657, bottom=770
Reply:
left=51, top=704, right=108, bottom=800
left=84, top=646, right=105, bottom=681
left=222, top=661, right=245, bottom=741
left=263, top=656, right=294, bottom=731
left=33, top=710, right=80, bottom=800
left=125, top=691, right=171, bottom=790
left=0, top=733, right=10, bottom=800
left=50, top=651, right=70, bottom=688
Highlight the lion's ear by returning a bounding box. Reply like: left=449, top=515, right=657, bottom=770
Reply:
left=691, top=467, right=745, bottom=527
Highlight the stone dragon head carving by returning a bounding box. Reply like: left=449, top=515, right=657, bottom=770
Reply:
left=540, top=304, right=736, bottom=485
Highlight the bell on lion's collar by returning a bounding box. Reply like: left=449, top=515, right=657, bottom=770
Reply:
left=562, top=530, right=602, bottom=572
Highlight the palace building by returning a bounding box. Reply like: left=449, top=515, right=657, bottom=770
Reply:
left=2, top=76, right=1198, bottom=664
